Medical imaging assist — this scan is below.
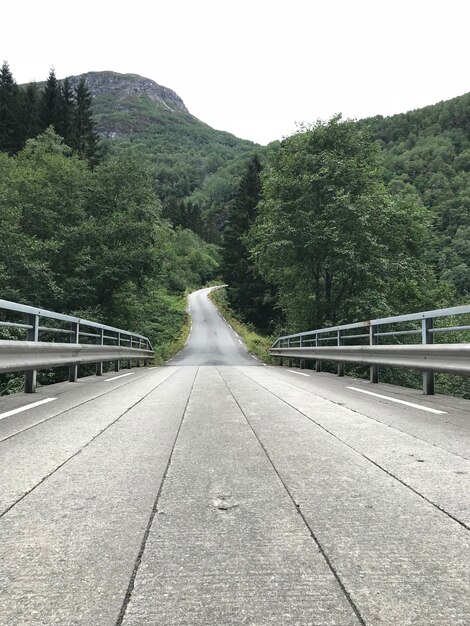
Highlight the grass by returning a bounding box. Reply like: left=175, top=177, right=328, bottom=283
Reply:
left=209, top=287, right=277, bottom=364
left=151, top=292, right=192, bottom=365
left=153, top=311, right=191, bottom=365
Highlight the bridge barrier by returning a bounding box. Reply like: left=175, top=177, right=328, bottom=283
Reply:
left=0, top=299, right=154, bottom=393
left=271, top=305, right=470, bottom=395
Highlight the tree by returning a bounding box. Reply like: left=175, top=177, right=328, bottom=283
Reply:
left=59, top=77, right=74, bottom=146
left=81, top=155, right=161, bottom=313
left=0, top=129, right=90, bottom=308
left=222, top=155, right=279, bottom=332
left=40, top=68, right=61, bottom=131
left=72, top=77, right=98, bottom=163
left=249, top=116, right=440, bottom=331
left=0, top=61, right=21, bottom=153
left=20, top=83, right=41, bottom=143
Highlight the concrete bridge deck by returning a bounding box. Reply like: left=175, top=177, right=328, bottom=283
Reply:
left=0, top=288, right=469, bottom=625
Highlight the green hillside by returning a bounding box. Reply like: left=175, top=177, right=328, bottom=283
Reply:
left=222, top=92, right=470, bottom=338
left=73, top=71, right=261, bottom=235
left=363, top=92, right=470, bottom=297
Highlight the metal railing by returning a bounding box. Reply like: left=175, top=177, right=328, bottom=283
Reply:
left=271, top=305, right=470, bottom=394
left=0, top=299, right=155, bottom=393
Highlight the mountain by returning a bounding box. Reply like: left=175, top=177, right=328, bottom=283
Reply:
left=63, top=71, right=260, bottom=230
left=67, top=71, right=190, bottom=137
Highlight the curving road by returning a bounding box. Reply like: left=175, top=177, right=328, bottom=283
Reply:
left=168, top=287, right=258, bottom=366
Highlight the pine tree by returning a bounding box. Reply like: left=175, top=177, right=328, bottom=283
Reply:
left=40, top=68, right=61, bottom=131
left=59, top=77, right=74, bottom=146
left=222, top=156, right=279, bottom=332
left=20, top=83, right=41, bottom=142
left=72, top=77, right=99, bottom=163
left=0, top=61, right=21, bottom=154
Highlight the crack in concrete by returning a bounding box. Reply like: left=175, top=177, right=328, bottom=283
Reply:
left=236, top=367, right=470, bottom=533
left=217, top=366, right=367, bottom=626
left=115, top=366, right=199, bottom=626
left=0, top=368, right=173, bottom=444
left=0, top=368, right=182, bottom=520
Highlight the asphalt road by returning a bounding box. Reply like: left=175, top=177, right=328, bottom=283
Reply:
left=168, top=287, right=258, bottom=366
left=0, top=288, right=469, bottom=625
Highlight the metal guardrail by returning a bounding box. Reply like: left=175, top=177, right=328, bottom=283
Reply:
left=271, top=305, right=470, bottom=394
left=0, top=299, right=155, bottom=393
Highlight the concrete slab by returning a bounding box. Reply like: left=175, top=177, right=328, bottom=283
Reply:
left=121, top=367, right=360, bottom=626
left=0, top=367, right=197, bottom=626
left=220, top=366, right=470, bottom=625
left=0, top=367, right=179, bottom=515
left=0, top=367, right=172, bottom=442
left=238, top=366, right=470, bottom=528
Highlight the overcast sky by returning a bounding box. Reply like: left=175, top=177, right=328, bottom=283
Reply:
left=2, top=0, right=469, bottom=145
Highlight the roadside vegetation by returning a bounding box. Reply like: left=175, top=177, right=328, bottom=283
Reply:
left=0, top=63, right=220, bottom=393
left=220, top=112, right=470, bottom=397
left=209, top=287, right=276, bottom=364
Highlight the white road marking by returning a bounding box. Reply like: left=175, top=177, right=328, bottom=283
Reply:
left=347, top=387, right=447, bottom=415
left=288, top=370, right=310, bottom=377
left=238, top=339, right=243, bottom=345
left=0, top=397, right=57, bottom=421
left=251, top=355, right=258, bottom=360
left=105, top=373, right=134, bottom=382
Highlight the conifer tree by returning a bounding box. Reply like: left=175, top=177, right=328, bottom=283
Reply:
left=0, top=61, right=21, bottom=153
left=72, top=77, right=98, bottom=163
left=223, top=155, right=279, bottom=332
left=59, top=77, right=74, bottom=146
left=20, top=83, right=41, bottom=143
left=40, top=68, right=61, bottom=131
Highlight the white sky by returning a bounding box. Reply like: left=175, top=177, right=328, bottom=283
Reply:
left=2, top=0, right=469, bottom=145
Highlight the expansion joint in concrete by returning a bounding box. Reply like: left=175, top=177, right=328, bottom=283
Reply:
left=216, top=367, right=367, bottom=626
left=115, top=367, right=199, bottom=626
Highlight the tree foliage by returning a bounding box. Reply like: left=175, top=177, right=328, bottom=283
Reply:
left=222, top=155, right=279, bottom=332
left=249, top=117, right=444, bottom=331
left=363, top=92, right=470, bottom=298
left=0, top=62, right=99, bottom=164
left=40, top=68, right=61, bottom=130
left=0, top=61, right=21, bottom=154
left=0, top=130, right=220, bottom=346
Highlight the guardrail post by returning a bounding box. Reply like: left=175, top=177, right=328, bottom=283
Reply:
left=370, top=324, right=379, bottom=383
left=422, top=318, right=435, bottom=395
left=337, top=330, right=345, bottom=376
left=299, top=335, right=306, bottom=369
left=96, top=328, right=104, bottom=376
left=127, top=335, right=133, bottom=369
left=315, top=334, right=322, bottom=372
left=136, top=338, right=142, bottom=367
left=25, top=313, right=39, bottom=393
left=144, top=342, right=150, bottom=366
left=114, top=332, right=121, bottom=372
left=69, top=322, right=79, bottom=382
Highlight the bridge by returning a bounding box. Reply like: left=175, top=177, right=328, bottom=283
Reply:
left=0, top=288, right=469, bottom=625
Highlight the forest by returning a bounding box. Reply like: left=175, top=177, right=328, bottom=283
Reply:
left=223, top=101, right=470, bottom=333
left=1, top=61, right=469, bottom=394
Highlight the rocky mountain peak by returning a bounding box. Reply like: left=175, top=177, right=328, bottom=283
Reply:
left=67, top=71, right=189, bottom=114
